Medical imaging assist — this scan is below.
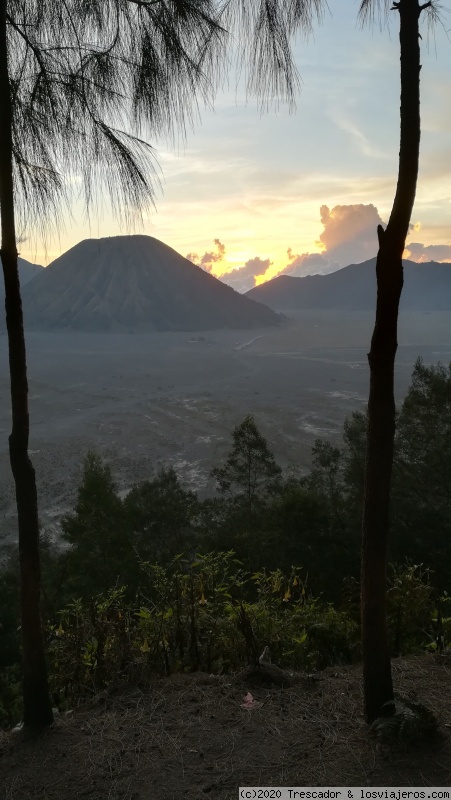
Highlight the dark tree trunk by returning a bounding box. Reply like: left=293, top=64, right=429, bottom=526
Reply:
left=0, top=1, right=53, bottom=729
left=362, top=0, right=428, bottom=724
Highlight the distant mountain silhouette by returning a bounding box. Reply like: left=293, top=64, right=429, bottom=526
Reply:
left=246, top=258, right=451, bottom=311
left=18, top=257, right=44, bottom=286
left=19, top=236, right=282, bottom=332
left=0, top=256, right=43, bottom=296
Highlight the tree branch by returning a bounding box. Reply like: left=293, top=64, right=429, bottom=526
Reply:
left=6, top=14, right=49, bottom=75
left=126, top=0, right=163, bottom=8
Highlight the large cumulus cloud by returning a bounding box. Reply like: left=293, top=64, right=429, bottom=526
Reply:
left=278, top=205, right=451, bottom=278
left=317, top=203, right=383, bottom=265
left=274, top=203, right=384, bottom=282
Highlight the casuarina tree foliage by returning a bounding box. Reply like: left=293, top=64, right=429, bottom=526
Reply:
left=0, top=0, right=325, bottom=728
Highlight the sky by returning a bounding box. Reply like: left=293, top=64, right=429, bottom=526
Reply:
left=20, top=0, right=451, bottom=292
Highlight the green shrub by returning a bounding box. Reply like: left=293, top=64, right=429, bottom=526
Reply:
left=47, top=554, right=361, bottom=706
left=0, top=666, right=22, bottom=730
left=386, top=563, right=436, bottom=656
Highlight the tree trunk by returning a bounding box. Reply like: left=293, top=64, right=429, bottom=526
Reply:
left=362, top=0, right=426, bottom=724
left=0, top=1, right=53, bottom=729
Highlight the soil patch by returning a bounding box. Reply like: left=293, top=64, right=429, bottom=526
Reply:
left=0, top=656, right=450, bottom=799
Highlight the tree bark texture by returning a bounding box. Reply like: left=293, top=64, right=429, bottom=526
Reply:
left=0, top=0, right=53, bottom=729
left=362, top=0, right=425, bottom=724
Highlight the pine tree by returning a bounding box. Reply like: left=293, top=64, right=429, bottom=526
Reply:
left=212, top=415, right=282, bottom=524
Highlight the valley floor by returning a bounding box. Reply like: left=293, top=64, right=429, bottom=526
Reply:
left=1, top=311, right=451, bottom=546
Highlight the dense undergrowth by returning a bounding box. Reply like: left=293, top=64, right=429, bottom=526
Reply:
left=0, top=358, right=450, bottom=728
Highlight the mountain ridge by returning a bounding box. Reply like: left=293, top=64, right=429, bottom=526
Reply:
left=246, top=258, right=451, bottom=311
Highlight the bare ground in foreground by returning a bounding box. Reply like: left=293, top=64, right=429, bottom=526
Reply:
left=0, top=656, right=450, bottom=799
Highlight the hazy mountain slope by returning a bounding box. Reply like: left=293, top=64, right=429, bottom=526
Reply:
left=18, top=257, right=44, bottom=286
left=20, top=236, right=281, bottom=332
left=0, top=256, right=44, bottom=293
left=0, top=259, right=44, bottom=329
left=246, top=259, right=451, bottom=311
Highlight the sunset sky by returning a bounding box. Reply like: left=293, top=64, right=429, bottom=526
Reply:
left=21, top=0, right=451, bottom=291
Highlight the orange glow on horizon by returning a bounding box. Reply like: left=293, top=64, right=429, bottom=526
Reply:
left=254, top=270, right=273, bottom=286
left=210, top=257, right=285, bottom=287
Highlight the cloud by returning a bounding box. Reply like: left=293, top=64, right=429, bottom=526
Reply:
left=188, top=204, right=451, bottom=296
left=270, top=203, right=384, bottom=283
left=271, top=205, right=451, bottom=280
left=282, top=250, right=337, bottom=278
left=404, top=241, right=451, bottom=262
left=190, top=205, right=386, bottom=292
left=317, top=203, right=383, bottom=265
left=185, top=241, right=271, bottom=291
left=186, top=238, right=225, bottom=272
left=221, top=257, right=272, bottom=293
left=331, top=113, right=389, bottom=160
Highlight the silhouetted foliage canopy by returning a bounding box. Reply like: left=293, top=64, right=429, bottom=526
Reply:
left=6, top=0, right=325, bottom=236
